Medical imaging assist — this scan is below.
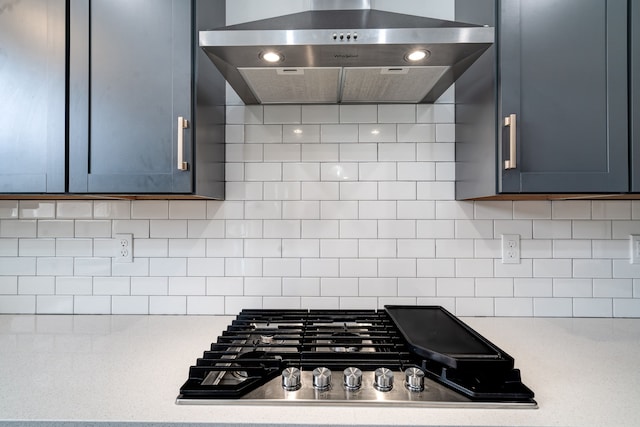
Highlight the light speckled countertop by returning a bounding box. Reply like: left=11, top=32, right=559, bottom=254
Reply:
left=0, top=315, right=639, bottom=427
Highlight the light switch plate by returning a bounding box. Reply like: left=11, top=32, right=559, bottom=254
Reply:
left=501, top=234, right=520, bottom=264
left=630, top=235, right=640, bottom=264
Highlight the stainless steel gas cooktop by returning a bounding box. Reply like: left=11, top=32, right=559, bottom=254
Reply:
left=176, top=306, right=536, bottom=408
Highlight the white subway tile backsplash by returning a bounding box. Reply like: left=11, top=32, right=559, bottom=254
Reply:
left=435, top=124, right=456, bottom=143
left=359, top=125, right=397, bottom=143
left=186, top=296, right=224, bottom=315
left=379, top=259, right=416, bottom=278
left=225, top=258, right=262, bottom=277
left=340, top=105, right=377, bottom=123
left=321, top=163, right=358, bottom=181
left=456, top=298, right=494, bottom=316
left=56, top=277, right=92, bottom=295
left=74, top=296, right=111, bottom=314
left=359, top=278, right=397, bottom=296
left=245, top=201, right=282, bottom=219
left=263, top=258, right=300, bottom=277
left=339, top=220, right=377, bottom=239
left=437, top=278, right=474, bottom=297
left=150, top=220, right=187, bottom=238
left=340, top=182, right=378, bottom=201
left=1, top=220, right=37, bottom=238
left=321, top=125, right=359, bottom=143
left=19, top=201, right=56, bottom=219
left=592, top=201, right=631, bottom=219
left=226, top=105, right=262, bottom=124
left=339, top=144, right=377, bottom=162
left=416, top=259, right=456, bottom=278
left=397, top=162, right=435, bottom=181
left=36, top=295, right=73, bottom=314
left=320, top=201, right=358, bottom=219
left=112, top=296, right=149, bottom=314
left=149, top=258, right=187, bottom=277
left=301, top=144, right=339, bottom=162
left=264, top=105, right=301, bottom=124
left=573, top=298, right=612, bottom=317
left=283, top=125, right=320, bottom=143
left=263, top=144, right=301, bottom=162
left=302, top=105, right=339, bottom=123
left=206, top=277, right=243, bottom=296
left=398, top=124, right=436, bottom=143
left=0, top=201, right=19, bottom=218
left=397, top=239, right=434, bottom=258
left=553, top=279, right=592, bottom=297
left=18, top=276, right=55, bottom=295
left=573, top=259, right=612, bottom=278
left=93, top=277, right=130, bottom=295
left=378, top=105, right=415, bottom=123
left=168, top=201, right=207, bottom=220
left=150, top=296, right=186, bottom=315
left=19, top=239, right=55, bottom=257
left=379, top=143, right=415, bottom=161
left=187, top=258, right=225, bottom=276
left=2, top=72, right=639, bottom=318
left=283, top=163, right=320, bottom=182
left=282, top=278, right=320, bottom=297
left=593, top=279, right=632, bottom=298
left=263, top=220, right=301, bottom=238
left=244, top=277, right=281, bottom=296
left=226, top=144, right=264, bottom=163
left=534, top=298, right=572, bottom=317
left=398, top=278, right=436, bottom=297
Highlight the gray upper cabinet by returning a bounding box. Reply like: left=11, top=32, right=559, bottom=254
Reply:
left=0, top=0, right=66, bottom=193
left=455, top=0, right=629, bottom=199
left=633, top=1, right=640, bottom=192
left=68, top=0, right=225, bottom=197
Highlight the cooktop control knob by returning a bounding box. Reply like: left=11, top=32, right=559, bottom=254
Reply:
left=373, top=367, right=394, bottom=391
left=404, top=367, right=425, bottom=392
left=312, top=367, right=332, bottom=390
left=282, top=367, right=301, bottom=391
left=343, top=367, right=362, bottom=390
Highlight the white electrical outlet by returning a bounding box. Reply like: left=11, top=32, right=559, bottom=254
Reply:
left=631, top=235, right=640, bottom=264
left=501, top=234, right=520, bottom=264
left=114, top=233, right=133, bottom=263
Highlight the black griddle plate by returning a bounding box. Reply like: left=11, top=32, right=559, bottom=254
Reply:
left=385, top=306, right=514, bottom=373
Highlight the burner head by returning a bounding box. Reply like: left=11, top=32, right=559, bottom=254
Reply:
left=231, top=351, right=270, bottom=380
left=329, top=331, right=362, bottom=353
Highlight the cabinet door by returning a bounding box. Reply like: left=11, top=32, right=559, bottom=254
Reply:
left=69, top=0, right=192, bottom=193
left=499, top=0, right=628, bottom=193
left=632, top=1, right=640, bottom=192
left=0, top=0, right=66, bottom=193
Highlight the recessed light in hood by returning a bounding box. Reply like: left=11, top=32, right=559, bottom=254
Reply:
left=199, top=0, right=493, bottom=104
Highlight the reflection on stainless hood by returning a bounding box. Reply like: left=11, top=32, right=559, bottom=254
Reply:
left=199, top=0, right=493, bottom=104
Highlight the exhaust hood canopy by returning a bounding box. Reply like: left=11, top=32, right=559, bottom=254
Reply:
left=200, top=0, right=494, bottom=104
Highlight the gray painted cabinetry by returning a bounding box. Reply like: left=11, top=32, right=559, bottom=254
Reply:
left=0, top=0, right=224, bottom=197
left=633, top=1, right=640, bottom=192
left=69, top=0, right=225, bottom=197
left=0, top=0, right=66, bottom=193
left=455, top=0, right=629, bottom=198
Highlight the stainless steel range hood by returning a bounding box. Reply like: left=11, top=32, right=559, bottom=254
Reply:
left=200, top=0, right=493, bottom=104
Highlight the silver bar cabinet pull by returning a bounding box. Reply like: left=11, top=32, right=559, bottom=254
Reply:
left=504, top=113, right=517, bottom=170
left=177, top=116, right=189, bottom=171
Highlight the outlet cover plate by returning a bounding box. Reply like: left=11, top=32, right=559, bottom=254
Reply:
left=501, top=234, right=520, bottom=264
left=631, top=235, right=640, bottom=264
left=114, top=233, right=133, bottom=263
